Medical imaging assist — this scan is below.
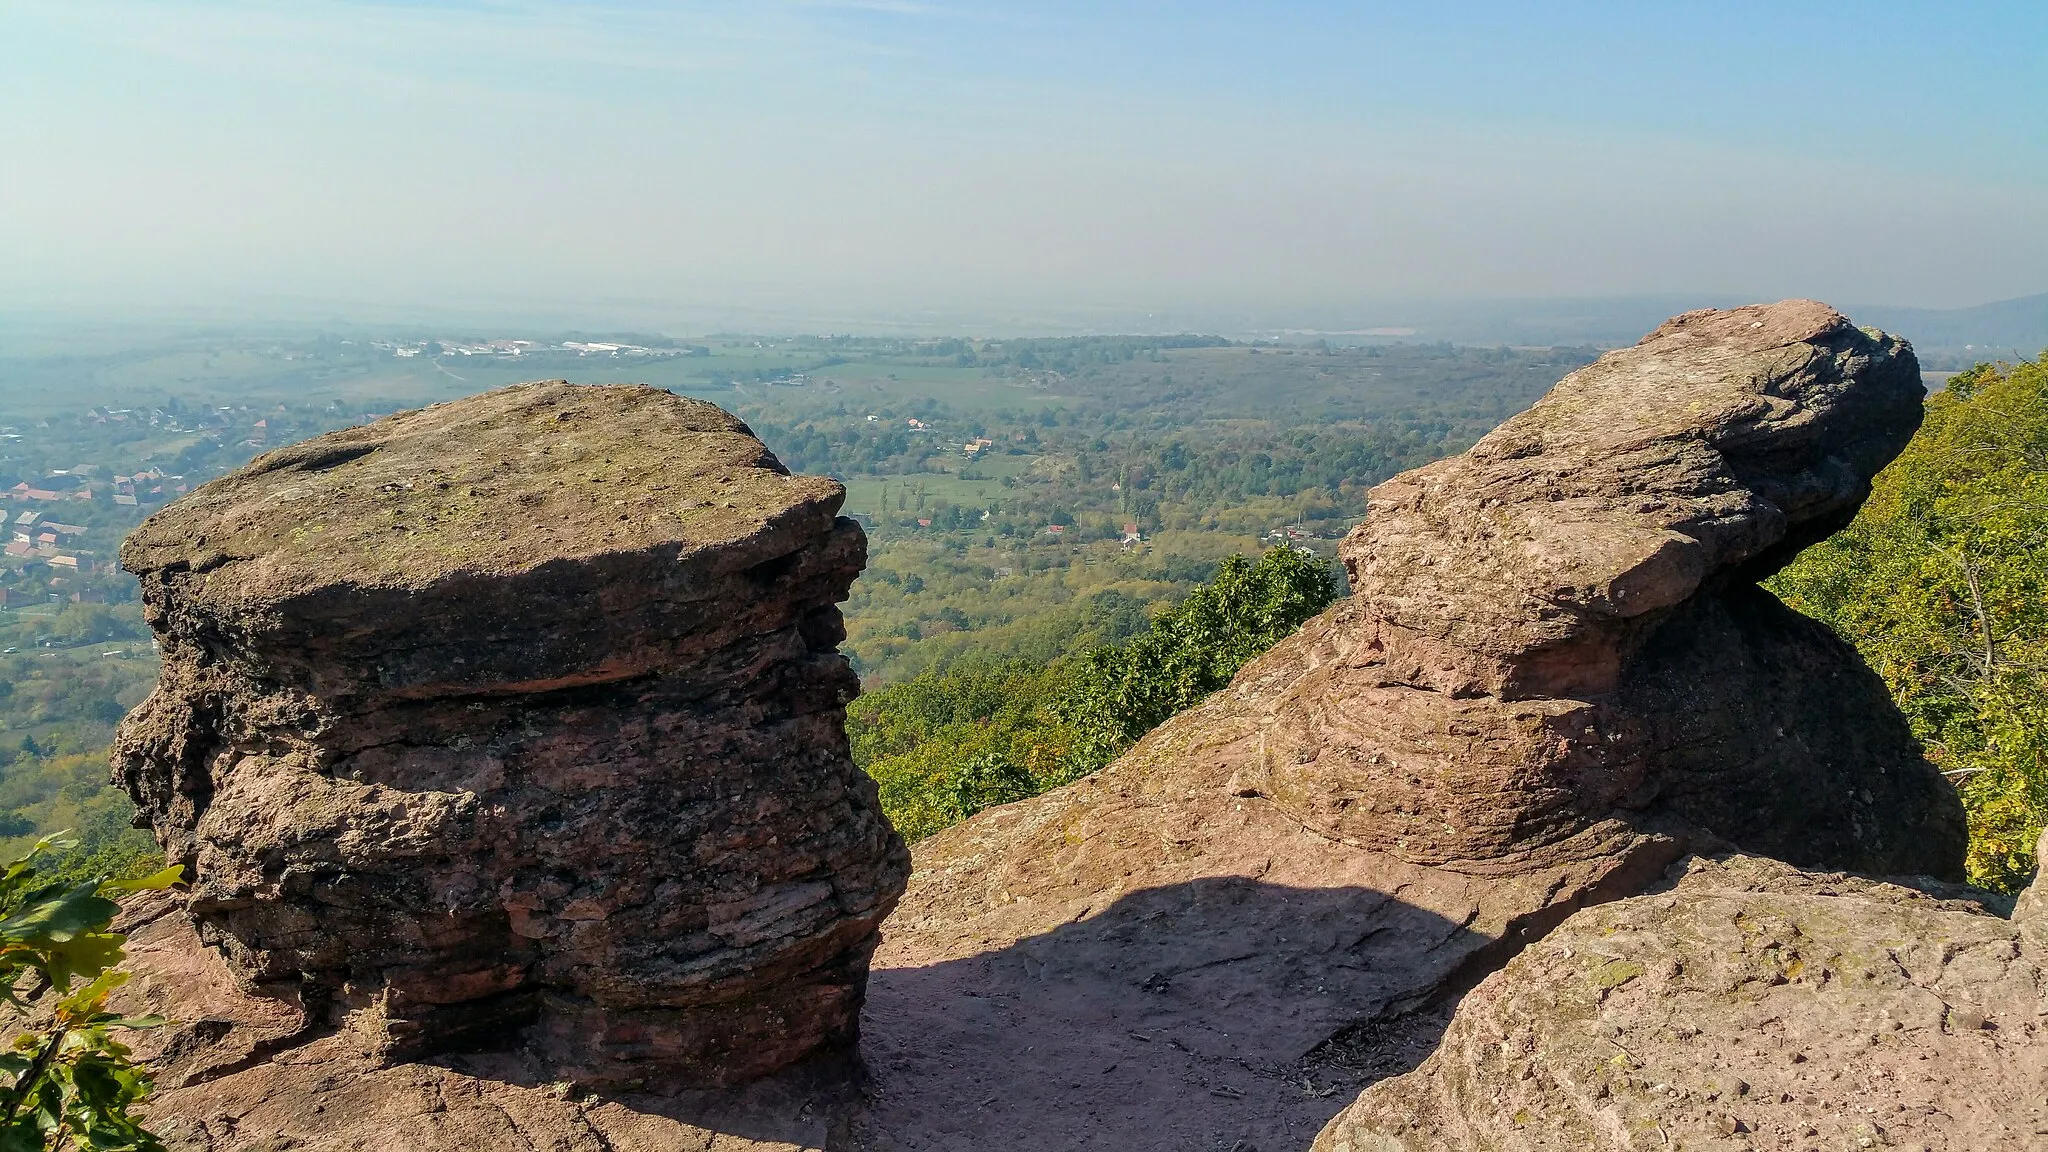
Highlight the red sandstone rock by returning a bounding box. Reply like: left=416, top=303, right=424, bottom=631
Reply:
left=1246, top=301, right=1962, bottom=877
left=112, top=382, right=908, bottom=1087
left=103, top=305, right=1979, bottom=1151
left=852, top=301, right=1960, bottom=1147
left=1313, top=853, right=2038, bottom=1152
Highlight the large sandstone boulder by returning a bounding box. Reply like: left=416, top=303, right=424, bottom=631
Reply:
left=112, top=381, right=908, bottom=1087
left=1313, top=853, right=2042, bottom=1152
left=1243, top=300, right=1964, bottom=876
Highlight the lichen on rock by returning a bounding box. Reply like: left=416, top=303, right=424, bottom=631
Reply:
left=1314, top=854, right=2042, bottom=1152
left=112, top=381, right=908, bottom=1086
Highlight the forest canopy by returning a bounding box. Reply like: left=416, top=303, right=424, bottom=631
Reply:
left=1772, top=353, right=2048, bottom=892
left=849, top=547, right=1337, bottom=842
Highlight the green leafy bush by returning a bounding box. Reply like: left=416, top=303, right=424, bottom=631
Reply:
left=0, top=835, right=180, bottom=1151
left=1771, top=354, right=2048, bottom=892
left=1053, top=548, right=1338, bottom=770
left=852, top=547, right=1339, bottom=842
left=853, top=662, right=1079, bottom=842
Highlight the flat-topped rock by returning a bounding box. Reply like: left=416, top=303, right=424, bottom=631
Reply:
left=119, top=382, right=852, bottom=702
left=122, top=379, right=840, bottom=595
left=113, top=382, right=908, bottom=1087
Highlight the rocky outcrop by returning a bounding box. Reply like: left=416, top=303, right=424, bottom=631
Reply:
left=112, top=381, right=908, bottom=1087
left=102, top=304, right=1983, bottom=1151
left=1242, top=300, right=1962, bottom=876
left=856, top=300, right=1967, bottom=1147
left=1314, top=852, right=2041, bottom=1152
left=106, top=889, right=865, bottom=1152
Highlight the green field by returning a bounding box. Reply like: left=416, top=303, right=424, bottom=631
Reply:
left=842, top=461, right=1039, bottom=521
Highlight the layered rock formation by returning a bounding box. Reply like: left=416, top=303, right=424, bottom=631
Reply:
left=1241, top=299, right=1962, bottom=875
left=1314, top=850, right=2043, bottom=1152
left=99, top=305, right=1994, bottom=1151
left=112, top=381, right=908, bottom=1086
left=858, top=300, right=1970, bottom=1147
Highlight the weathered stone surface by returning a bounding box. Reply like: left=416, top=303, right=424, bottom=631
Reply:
left=112, top=381, right=909, bottom=1086
left=861, top=685, right=1687, bottom=1150
left=1242, top=300, right=1964, bottom=877
left=1313, top=854, right=2040, bottom=1152
left=1348, top=299, right=1921, bottom=702
left=2018, top=830, right=2048, bottom=952
left=100, top=890, right=855, bottom=1152
left=845, top=301, right=1962, bottom=1146
left=103, top=304, right=1979, bottom=1151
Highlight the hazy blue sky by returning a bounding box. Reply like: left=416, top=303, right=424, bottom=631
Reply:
left=5, top=1, right=2045, bottom=324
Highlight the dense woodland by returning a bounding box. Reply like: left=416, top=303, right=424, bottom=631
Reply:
left=1773, top=352, right=2048, bottom=892
left=852, top=548, right=1336, bottom=840
left=0, top=331, right=2041, bottom=888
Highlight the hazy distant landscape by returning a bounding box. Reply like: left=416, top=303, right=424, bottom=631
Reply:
left=4, top=2, right=2047, bottom=1144
left=5, top=298, right=2042, bottom=884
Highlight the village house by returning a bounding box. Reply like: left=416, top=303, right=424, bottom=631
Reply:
left=113, top=468, right=168, bottom=502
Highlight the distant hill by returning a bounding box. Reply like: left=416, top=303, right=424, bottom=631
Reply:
left=1850, top=293, right=2048, bottom=359
left=1261, top=293, right=2048, bottom=362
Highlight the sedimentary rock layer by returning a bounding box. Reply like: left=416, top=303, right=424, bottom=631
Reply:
left=113, top=381, right=908, bottom=1086
left=101, top=304, right=1982, bottom=1151
left=1241, top=300, right=1964, bottom=876
left=1314, top=852, right=2043, bottom=1152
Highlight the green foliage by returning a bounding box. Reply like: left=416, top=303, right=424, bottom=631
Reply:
left=1053, top=548, right=1339, bottom=770
left=852, top=547, right=1339, bottom=842
left=0, top=650, right=163, bottom=889
left=1770, top=353, right=2048, bottom=892
left=42, top=609, right=141, bottom=650
left=852, top=661, right=1079, bottom=842
left=0, top=836, right=179, bottom=1151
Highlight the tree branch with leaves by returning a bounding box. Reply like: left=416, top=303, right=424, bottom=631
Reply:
left=0, top=835, right=180, bottom=1152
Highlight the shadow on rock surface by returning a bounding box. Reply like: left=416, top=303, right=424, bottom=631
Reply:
left=117, top=878, right=1477, bottom=1152
left=1312, top=854, right=2040, bottom=1152
left=854, top=876, right=1480, bottom=1152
